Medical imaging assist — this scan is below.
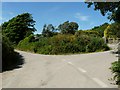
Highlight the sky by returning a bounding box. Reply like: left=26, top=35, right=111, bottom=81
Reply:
left=1, top=2, right=111, bottom=34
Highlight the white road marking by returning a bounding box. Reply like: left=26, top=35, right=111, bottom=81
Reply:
left=68, top=62, right=74, bottom=65
left=92, top=78, right=108, bottom=88
left=78, top=68, right=87, bottom=73
left=67, top=61, right=87, bottom=73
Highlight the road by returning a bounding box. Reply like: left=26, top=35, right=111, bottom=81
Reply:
left=2, top=50, right=118, bottom=88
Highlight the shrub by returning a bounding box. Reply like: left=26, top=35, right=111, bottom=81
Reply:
left=2, top=36, right=15, bottom=70
left=17, top=35, right=36, bottom=52
left=110, top=60, right=120, bottom=85
left=2, top=35, right=24, bottom=71
left=17, top=34, right=109, bottom=55
left=86, top=37, right=105, bottom=52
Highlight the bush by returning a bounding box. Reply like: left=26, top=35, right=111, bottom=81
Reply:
left=2, top=36, right=15, bottom=70
left=17, top=35, right=36, bottom=52
left=110, top=60, right=120, bottom=85
left=86, top=37, right=108, bottom=52
left=2, top=35, right=24, bottom=71
left=17, top=34, right=110, bottom=55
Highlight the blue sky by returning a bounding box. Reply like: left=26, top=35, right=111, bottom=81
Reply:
left=1, top=2, right=110, bottom=34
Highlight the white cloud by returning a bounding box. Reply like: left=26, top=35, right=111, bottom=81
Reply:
left=75, top=13, right=89, bottom=21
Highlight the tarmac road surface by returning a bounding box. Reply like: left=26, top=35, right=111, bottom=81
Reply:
left=2, top=50, right=118, bottom=88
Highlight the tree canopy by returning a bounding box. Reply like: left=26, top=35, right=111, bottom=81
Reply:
left=42, top=24, right=56, bottom=37
left=2, top=13, right=36, bottom=44
left=90, top=23, right=109, bottom=37
left=105, top=23, right=120, bottom=38
left=86, top=2, right=120, bottom=22
left=58, top=21, right=79, bottom=34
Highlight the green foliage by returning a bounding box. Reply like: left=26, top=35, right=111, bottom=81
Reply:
left=2, top=13, right=36, bottom=44
left=90, top=23, right=109, bottom=37
left=104, top=25, right=110, bottom=38
left=58, top=21, right=79, bottom=34
left=75, top=23, right=108, bottom=38
left=86, top=37, right=109, bottom=52
left=2, top=35, right=23, bottom=71
left=2, top=35, right=15, bottom=62
left=110, top=60, right=120, bottom=85
left=86, top=2, right=120, bottom=22
left=86, top=2, right=120, bottom=86
left=42, top=24, right=56, bottom=37
left=106, top=23, right=120, bottom=38
left=17, top=35, right=36, bottom=52
left=84, top=30, right=99, bottom=37
left=17, top=34, right=109, bottom=55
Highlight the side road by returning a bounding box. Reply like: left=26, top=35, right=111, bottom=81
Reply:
left=2, top=50, right=118, bottom=88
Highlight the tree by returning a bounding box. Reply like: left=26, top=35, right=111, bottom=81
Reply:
left=86, top=2, right=120, bottom=22
left=47, top=24, right=55, bottom=32
left=42, top=24, right=47, bottom=37
left=106, top=23, right=120, bottom=38
left=113, top=23, right=120, bottom=38
left=58, top=21, right=79, bottom=34
left=91, top=23, right=109, bottom=37
left=69, top=22, right=79, bottom=34
left=2, top=13, right=36, bottom=44
left=42, top=24, right=56, bottom=37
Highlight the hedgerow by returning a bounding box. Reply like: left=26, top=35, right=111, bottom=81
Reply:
left=17, top=34, right=110, bottom=55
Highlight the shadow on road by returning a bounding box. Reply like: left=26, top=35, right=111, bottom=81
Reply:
left=2, top=52, right=25, bottom=72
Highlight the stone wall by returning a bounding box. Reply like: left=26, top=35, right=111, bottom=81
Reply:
left=108, top=38, right=120, bottom=44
